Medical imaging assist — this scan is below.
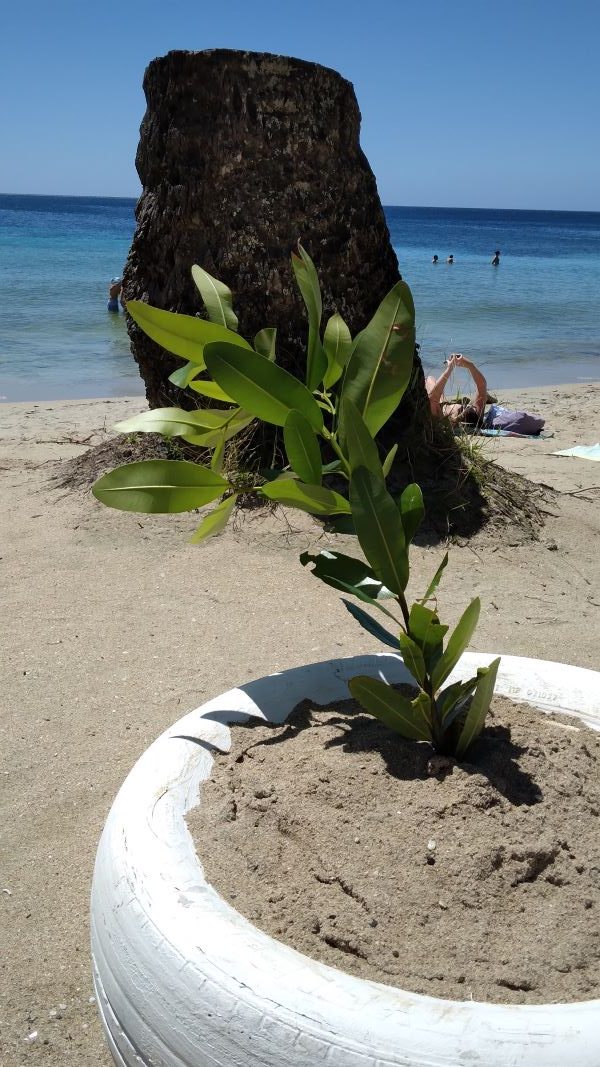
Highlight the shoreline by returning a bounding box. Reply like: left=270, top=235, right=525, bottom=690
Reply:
left=1, top=384, right=598, bottom=503
left=416, top=360, right=597, bottom=394
left=2, top=367, right=599, bottom=407
left=1, top=384, right=597, bottom=492
left=0, top=378, right=597, bottom=409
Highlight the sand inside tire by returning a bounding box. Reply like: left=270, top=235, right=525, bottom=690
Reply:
left=189, top=694, right=600, bottom=1004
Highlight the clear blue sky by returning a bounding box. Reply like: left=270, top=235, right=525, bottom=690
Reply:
left=1, top=0, right=598, bottom=210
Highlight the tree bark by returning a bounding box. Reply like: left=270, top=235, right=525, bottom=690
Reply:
left=125, top=50, right=406, bottom=395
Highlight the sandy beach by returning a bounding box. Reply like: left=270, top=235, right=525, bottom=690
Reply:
left=1, top=384, right=599, bottom=1066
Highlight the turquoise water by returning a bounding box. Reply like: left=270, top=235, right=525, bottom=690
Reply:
left=0, top=195, right=142, bottom=402
left=1, top=195, right=599, bottom=401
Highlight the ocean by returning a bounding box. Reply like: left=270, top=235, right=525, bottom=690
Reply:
left=1, top=194, right=599, bottom=403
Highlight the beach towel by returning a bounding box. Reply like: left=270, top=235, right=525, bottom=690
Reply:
left=552, top=443, right=600, bottom=462
left=480, top=428, right=554, bottom=440
left=483, top=404, right=545, bottom=435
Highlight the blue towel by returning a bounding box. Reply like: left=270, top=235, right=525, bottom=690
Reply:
left=479, top=428, right=554, bottom=440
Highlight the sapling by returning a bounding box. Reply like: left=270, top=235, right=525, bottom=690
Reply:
left=301, top=397, right=499, bottom=757
left=92, top=246, right=498, bottom=757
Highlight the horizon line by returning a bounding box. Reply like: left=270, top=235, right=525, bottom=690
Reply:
left=1, top=191, right=599, bottom=215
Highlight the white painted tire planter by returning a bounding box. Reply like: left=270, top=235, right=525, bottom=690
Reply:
left=91, top=652, right=600, bottom=1067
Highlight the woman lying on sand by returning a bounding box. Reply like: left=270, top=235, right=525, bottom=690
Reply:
left=426, top=353, right=487, bottom=425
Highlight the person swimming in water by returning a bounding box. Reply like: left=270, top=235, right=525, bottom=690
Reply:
left=491, top=250, right=501, bottom=265
left=107, top=277, right=122, bottom=313
left=432, top=254, right=439, bottom=264
left=446, top=254, right=454, bottom=264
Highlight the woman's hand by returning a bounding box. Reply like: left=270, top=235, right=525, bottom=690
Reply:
left=452, top=353, right=474, bottom=369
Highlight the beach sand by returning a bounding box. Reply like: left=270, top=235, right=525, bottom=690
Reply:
left=1, top=385, right=599, bottom=1065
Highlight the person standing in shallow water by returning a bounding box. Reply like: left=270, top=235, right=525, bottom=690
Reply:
left=432, top=254, right=439, bottom=264
left=107, top=277, right=122, bottom=313
left=492, top=250, right=501, bottom=265
left=446, top=254, right=454, bottom=264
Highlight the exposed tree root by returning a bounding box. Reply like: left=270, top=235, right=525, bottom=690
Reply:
left=56, top=430, right=549, bottom=546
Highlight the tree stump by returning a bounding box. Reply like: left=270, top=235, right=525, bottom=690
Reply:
left=125, top=49, right=404, bottom=395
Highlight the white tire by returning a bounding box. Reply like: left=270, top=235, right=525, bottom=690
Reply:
left=91, top=652, right=600, bottom=1066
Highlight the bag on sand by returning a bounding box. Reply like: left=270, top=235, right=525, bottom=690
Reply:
left=484, top=404, right=545, bottom=435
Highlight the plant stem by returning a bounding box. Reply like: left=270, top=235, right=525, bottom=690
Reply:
left=322, top=429, right=350, bottom=477
left=397, top=591, right=410, bottom=629
left=424, top=681, right=443, bottom=750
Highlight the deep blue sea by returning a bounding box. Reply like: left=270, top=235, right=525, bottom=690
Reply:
left=1, top=194, right=599, bottom=402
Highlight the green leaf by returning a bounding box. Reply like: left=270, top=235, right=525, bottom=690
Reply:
left=191, top=264, right=238, bottom=331
left=126, top=301, right=251, bottom=364
left=300, top=550, right=399, bottom=625
left=205, top=342, right=323, bottom=432
left=339, top=280, right=415, bottom=440
left=188, top=379, right=237, bottom=403
left=399, top=483, right=424, bottom=544
left=342, top=397, right=381, bottom=476
left=284, top=410, right=323, bottom=485
left=382, top=443, right=398, bottom=478
left=419, top=553, right=449, bottom=604
left=299, top=549, right=396, bottom=604
left=408, top=603, right=448, bottom=670
left=259, top=468, right=298, bottom=483
left=210, top=434, right=225, bottom=473
left=181, top=410, right=254, bottom=448
left=413, top=690, right=434, bottom=734
left=260, top=479, right=350, bottom=516
left=323, top=313, right=353, bottom=389
left=437, top=676, right=480, bottom=727
left=92, top=460, right=230, bottom=513
left=291, top=244, right=327, bottom=391
left=349, top=466, right=408, bottom=595
left=169, top=361, right=203, bottom=387
left=348, top=676, right=431, bottom=742
left=455, top=658, right=501, bottom=758
left=342, top=600, right=399, bottom=650
left=399, top=632, right=427, bottom=686
left=254, top=328, right=277, bottom=361
left=114, top=407, right=237, bottom=438
left=189, top=493, right=238, bottom=543
left=431, top=598, right=481, bottom=692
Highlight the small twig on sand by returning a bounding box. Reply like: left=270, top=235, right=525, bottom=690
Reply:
left=562, top=486, right=600, bottom=497
left=38, top=434, right=95, bottom=446
left=567, top=562, right=592, bottom=587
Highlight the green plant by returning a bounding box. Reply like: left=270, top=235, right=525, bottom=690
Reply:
left=453, top=425, right=490, bottom=492
left=92, top=247, right=498, bottom=757
left=92, top=244, right=415, bottom=536
left=301, top=396, right=499, bottom=757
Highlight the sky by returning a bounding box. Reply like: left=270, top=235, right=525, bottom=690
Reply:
left=1, top=0, right=598, bottom=210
